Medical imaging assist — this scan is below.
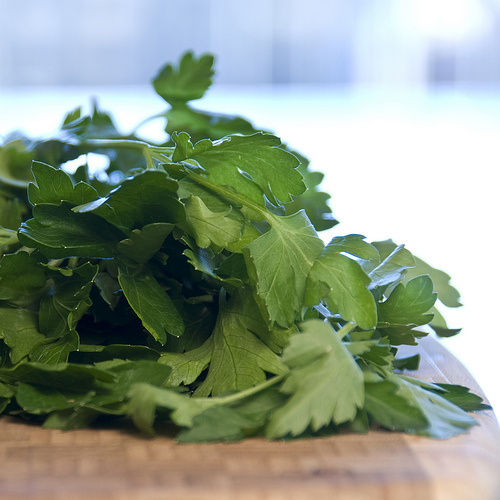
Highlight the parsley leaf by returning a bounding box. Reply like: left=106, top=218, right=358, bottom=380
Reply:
left=0, top=307, right=46, bottom=364
left=18, top=203, right=126, bottom=258
left=117, top=261, right=185, bottom=343
left=179, top=196, right=243, bottom=249
left=28, top=161, right=99, bottom=207
left=38, top=262, right=97, bottom=343
left=393, top=376, right=478, bottom=439
left=243, top=211, right=324, bottom=328
left=378, top=275, right=437, bottom=327
left=364, top=379, right=428, bottom=432
left=0, top=251, right=46, bottom=305
left=266, top=320, right=364, bottom=438
left=153, top=52, right=215, bottom=106
left=194, top=287, right=286, bottom=397
left=305, top=237, right=378, bottom=330
left=172, top=131, right=305, bottom=205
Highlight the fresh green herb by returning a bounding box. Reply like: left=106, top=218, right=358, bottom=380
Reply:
left=0, top=52, right=488, bottom=441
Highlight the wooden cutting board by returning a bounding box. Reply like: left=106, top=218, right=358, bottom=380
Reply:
left=0, top=336, right=498, bottom=500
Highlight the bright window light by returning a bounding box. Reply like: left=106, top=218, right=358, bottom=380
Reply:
left=62, top=152, right=110, bottom=176
left=408, top=0, right=492, bottom=42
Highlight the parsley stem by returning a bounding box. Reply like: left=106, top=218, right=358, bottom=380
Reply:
left=83, top=138, right=151, bottom=149
left=337, top=321, right=357, bottom=340
left=206, top=373, right=287, bottom=406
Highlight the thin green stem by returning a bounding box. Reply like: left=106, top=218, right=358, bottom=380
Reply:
left=195, top=373, right=287, bottom=406
left=84, top=138, right=152, bottom=150
left=337, top=321, right=357, bottom=340
left=142, top=147, right=155, bottom=169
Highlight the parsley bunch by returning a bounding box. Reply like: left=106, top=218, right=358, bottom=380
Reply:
left=0, top=53, right=488, bottom=441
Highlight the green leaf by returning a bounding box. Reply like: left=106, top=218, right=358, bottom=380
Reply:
left=0, top=362, right=115, bottom=390
left=153, top=52, right=215, bottom=105
left=429, top=325, right=462, bottom=338
left=180, top=196, right=243, bottom=249
left=79, top=170, right=185, bottom=235
left=126, top=383, right=217, bottom=435
left=428, top=306, right=461, bottom=338
left=346, top=337, right=395, bottom=369
left=16, top=382, right=95, bottom=414
left=61, top=101, right=123, bottom=140
left=18, top=203, right=126, bottom=258
left=127, top=376, right=286, bottom=438
left=232, top=386, right=288, bottom=428
left=364, top=379, right=428, bottom=432
left=0, top=307, right=46, bottom=364
left=118, top=262, right=184, bottom=343
left=43, top=407, right=101, bottom=431
left=176, top=405, right=256, bottom=443
left=159, top=336, right=213, bottom=387
left=194, top=288, right=286, bottom=397
left=0, top=196, right=25, bottom=231
left=282, top=153, right=337, bottom=232
left=0, top=135, right=35, bottom=188
left=214, top=252, right=248, bottom=282
left=88, top=360, right=172, bottom=409
left=428, top=383, right=491, bottom=412
left=266, top=319, right=364, bottom=438
left=376, top=324, right=428, bottom=347
left=172, top=132, right=305, bottom=205
left=94, top=270, right=121, bottom=310
left=243, top=211, right=324, bottom=328
left=378, top=275, right=437, bottom=327
left=177, top=173, right=262, bottom=250
left=117, top=223, right=174, bottom=263
left=0, top=251, right=46, bottom=305
left=70, top=344, right=160, bottom=364
left=393, top=376, right=478, bottom=439
left=30, top=330, right=80, bottom=364
left=405, top=256, right=462, bottom=308
left=0, top=381, right=14, bottom=399
left=125, top=384, right=162, bottom=436
left=368, top=244, right=416, bottom=289
left=0, top=226, right=19, bottom=253
left=392, top=354, right=420, bottom=370
left=371, top=240, right=461, bottom=309
left=39, top=262, right=98, bottom=338
left=28, top=161, right=99, bottom=206
left=324, top=234, right=380, bottom=261
left=19, top=361, right=171, bottom=418
left=305, top=238, right=377, bottom=330
left=164, top=107, right=258, bottom=143
left=183, top=247, right=244, bottom=289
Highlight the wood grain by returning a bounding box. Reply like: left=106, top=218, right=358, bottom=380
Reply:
left=0, top=336, right=498, bottom=500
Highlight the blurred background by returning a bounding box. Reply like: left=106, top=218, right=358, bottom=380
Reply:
left=1, top=0, right=500, bottom=414
left=1, top=0, right=500, bottom=88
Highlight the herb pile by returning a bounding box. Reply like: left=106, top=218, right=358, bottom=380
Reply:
left=0, top=52, right=489, bottom=442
